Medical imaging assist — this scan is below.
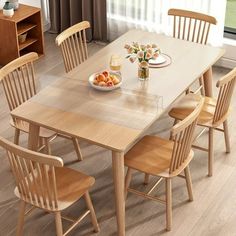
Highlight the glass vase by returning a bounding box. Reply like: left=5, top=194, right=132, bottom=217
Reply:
left=138, top=61, right=149, bottom=80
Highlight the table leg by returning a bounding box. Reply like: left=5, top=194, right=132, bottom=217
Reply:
left=28, top=123, right=40, bottom=151
left=203, top=67, right=213, bottom=97
left=112, top=151, right=125, bottom=236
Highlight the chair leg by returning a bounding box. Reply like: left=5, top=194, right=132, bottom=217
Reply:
left=44, top=138, right=51, bottom=155
left=208, top=128, right=214, bottom=177
left=14, top=128, right=20, bottom=145
left=84, top=191, right=100, bottom=232
left=125, top=168, right=133, bottom=198
left=223, top=120, right=230, bottom=153
left=72, top=138, right=83, bottom=161
left=55, top=211, right=63, bottom=236
left=16, top=200, right=26, bottom=236
left=184, top=166, right=193, bottom=201
left=144, top=173, right=150, bottom=185
left=166, top=178, right=172, bottom=231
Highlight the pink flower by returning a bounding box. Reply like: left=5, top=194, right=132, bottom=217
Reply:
left=147, top=48, right=153, bottom=55
left=125, top=42, right=161, bottom=64
left=137, top=51, right=144, bottom=59
left=127, top=47, right=134, bottom=54
left=146, top=53, right=152, bottom=59
left=129, top=56, right=136, bottom=63
left=153, top=53, right=159, bottom=59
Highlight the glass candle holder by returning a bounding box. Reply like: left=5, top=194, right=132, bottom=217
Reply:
left=110, top=54, right=121, bottom=72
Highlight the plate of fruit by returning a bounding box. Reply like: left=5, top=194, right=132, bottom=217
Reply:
left=88, top=70, right=122, bottom=91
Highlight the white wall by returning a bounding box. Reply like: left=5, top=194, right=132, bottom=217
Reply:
left=19, top=0, right=41, bottom=8
left=0, top=1, right=5, bottom=9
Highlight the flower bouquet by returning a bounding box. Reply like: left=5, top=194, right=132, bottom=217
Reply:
left=124, top=42, right=160, bottom=80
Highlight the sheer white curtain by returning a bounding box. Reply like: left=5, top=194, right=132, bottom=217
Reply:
left=107, top=0, right=226, bottom=46
left=41, top=0, right=51, bottom=31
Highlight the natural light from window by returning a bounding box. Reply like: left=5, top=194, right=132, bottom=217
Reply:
left=225, top=0, right=236, bottom=35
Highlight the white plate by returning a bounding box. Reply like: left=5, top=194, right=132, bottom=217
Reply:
left=88, top=71, right=122, bottom=91
left=149, top=54, right=166, bottom=65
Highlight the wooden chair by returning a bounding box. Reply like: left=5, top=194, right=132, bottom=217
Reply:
left=169, top=68, right=236, bottom=176
left=0, top=52, right=83, bottom=160
left=56, top=21, right=90, bottom=73
left=124, top=97, right=204, bottom=231
left=0, top=136, right=99, bottom=236
left=168, top=8, right=217, bottom=95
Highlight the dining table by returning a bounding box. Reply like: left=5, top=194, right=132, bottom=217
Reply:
left=10, top=29, right=224, bottom=235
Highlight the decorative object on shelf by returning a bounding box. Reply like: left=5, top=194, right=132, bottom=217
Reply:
left=125, top=42, right=160, bottom=80
left=9, top=0, right=18, bottom=10
left=18, top=32, right=27, bottom=43
left=3, top=1, right=14, bottom=17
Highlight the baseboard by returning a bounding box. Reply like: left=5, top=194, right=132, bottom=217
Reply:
left=43, top=23, right=51, bottom=32
left=215, top=57, right=236, bottom=69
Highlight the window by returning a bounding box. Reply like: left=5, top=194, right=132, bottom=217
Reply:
left=224, top=0, right=236, bottom=39
left=107, top=0, right=226, bottom=46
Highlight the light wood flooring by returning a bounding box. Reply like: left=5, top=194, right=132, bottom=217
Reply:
left=0, top=33, right=235, bottom=236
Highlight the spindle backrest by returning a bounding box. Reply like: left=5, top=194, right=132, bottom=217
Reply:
left=0, top=52, right=38, bottom=111
left=169, top=97, right=204, bottom=174
left=55, top=21, right=90, bottom=73
left=213, top=68, right=236, bottom=124
left=168, top=8, right=217, bottom=45
left=0, top=136, right=63, bottom=211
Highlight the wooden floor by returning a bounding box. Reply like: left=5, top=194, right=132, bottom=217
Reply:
left=0, top=33, right=235, bottom=236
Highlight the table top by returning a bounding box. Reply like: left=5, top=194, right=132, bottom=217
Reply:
left=67, top=30, right=224, bottom=108
left=11, top=30, right=225, bottom=152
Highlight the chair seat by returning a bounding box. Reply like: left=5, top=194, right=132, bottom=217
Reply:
left=15, top=167, right=95, bottom=211
left=125, top=135, right=190, bottom=177
left=169, top=93, right=218, bottom=128
left=10, top=118, right=57, bottom=139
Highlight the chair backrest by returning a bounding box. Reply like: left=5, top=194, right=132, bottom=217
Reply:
left=0, top=52, right=38, bottom=111
left=169, top=96, right=204, bottom=174
left=168, top=8, right=217, bottom=44
left=55, top=21, right=90, bottom=73
left=0, top=136, right=63, bottom=211
left=213, top=67, right=236, bottom=124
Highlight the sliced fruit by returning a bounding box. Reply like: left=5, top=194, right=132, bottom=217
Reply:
left=102, top=70, right=109, bottom=78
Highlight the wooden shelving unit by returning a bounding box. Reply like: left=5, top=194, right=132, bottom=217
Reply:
left=0, top=4, right=44, bottom=65
left=17, top=22, right=37, bottom=35
left=19, top=38, right=38, bottom=50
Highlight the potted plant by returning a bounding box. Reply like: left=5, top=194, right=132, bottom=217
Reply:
left=125, top=42, right=160, bottom=80
left=3, top=1, right=14, bottom=17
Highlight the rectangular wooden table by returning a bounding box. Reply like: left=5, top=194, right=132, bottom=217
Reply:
left=11, top=30, right=224, bottom=235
